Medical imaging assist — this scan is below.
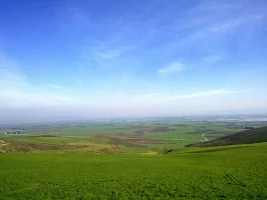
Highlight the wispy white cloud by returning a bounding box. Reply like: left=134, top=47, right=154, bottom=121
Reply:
left=0, top=53, right=259, bottom=114
left=97, top=49, right=121, bottom=59
left=125, top=89, right=251, bottom=103
left=0, top=68, right=261, bottom=119
left=0, top=55, right=29, bottom=90
left=164, top=89, right=237, bottom=101
left=103, top=89, right=254, bottom=105
left=0, top=68, right=28, bottom=89
left=0, top=55, right=80, bottom=107
left=209, top=13, right=267, bottom=33
left=157, top=62, right=183, bottom=76
left=168, top=1, right=267, bottom=50
left=45, top=84, right=71, bottom=92
left=210, top=22, right=238, bottom=33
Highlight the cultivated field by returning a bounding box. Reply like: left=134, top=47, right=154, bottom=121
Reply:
left=2, top=119, right=265, bottom=152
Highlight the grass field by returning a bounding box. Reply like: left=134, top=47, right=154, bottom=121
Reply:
left=0, top=142, right=267, bottom=199
left=1, top=119, right=267, bottom=199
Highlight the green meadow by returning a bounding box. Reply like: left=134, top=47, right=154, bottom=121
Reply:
left=1, top=120, right=267, bottom=199
left=1, top=142, right=267, bottom=199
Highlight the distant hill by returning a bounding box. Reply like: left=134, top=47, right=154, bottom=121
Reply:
left=186, top=126, right=267, bottom=147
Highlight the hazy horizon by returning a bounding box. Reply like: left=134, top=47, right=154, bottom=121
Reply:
left=1, top=108, right=267, bottom=124
left=1, top=0, right=267, bottom=122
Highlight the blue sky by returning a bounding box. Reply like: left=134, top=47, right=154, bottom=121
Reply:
left=0, top=0, right=267, bottom=121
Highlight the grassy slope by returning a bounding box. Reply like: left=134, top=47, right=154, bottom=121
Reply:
left=0, top=136, right=124, bottom=153
left=0, top=142, right=267, bottom=199
left=187, top=126, right=267, bottom=147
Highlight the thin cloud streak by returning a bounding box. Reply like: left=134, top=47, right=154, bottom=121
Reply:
left=127, top=89, right=254, bottom=103
left=165, top=89, right=237, bottom=100
left=97, top=50, right=121, bottom=59
left=46, top=84, right=71, bottom=92
left=157, top=62, right=183, bottom=76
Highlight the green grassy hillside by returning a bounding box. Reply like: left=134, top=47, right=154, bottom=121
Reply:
left=186, top=126, right=267, bottom=147
left=1, top=142, right=267, bottom=199
left=0, top=136, right=124, bottom=154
